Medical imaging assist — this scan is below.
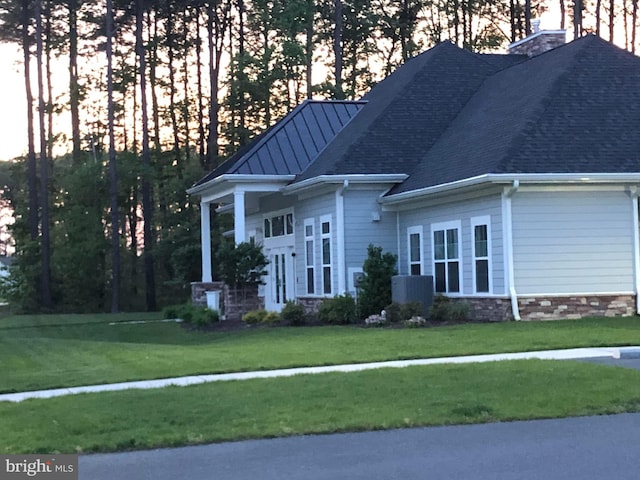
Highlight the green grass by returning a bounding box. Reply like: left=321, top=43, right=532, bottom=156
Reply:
left=2, top=360, right=640, bottom=454
left=2, top=313, right=640, bottom=393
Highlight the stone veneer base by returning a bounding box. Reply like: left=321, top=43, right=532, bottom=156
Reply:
left=517, top=294, right=636, bottom=320
left=191, top=282, right=263, bottom=321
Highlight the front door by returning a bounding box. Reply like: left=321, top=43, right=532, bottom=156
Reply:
left=265, top=247, right=295, bottom=312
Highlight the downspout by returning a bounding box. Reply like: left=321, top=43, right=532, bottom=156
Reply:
left=396, top=211, right=401, bottom=273
left=336, top=179, right=348, bottom=294
left=505, top=180, right=521, bottom=320
left=631, top=187, right=640, bottom=314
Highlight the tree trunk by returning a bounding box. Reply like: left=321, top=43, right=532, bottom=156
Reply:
left=596, top=0, right=602, bottom=35
left=35, top=0, right=52, bottom=309
left=196, top=6, right=206, bottom=168
left=609, top=0, right=615, bottom=42
left=69, top=0, right=81, bottom=164
left=22, top=0, right=38, bottom=243
left=632, top=0, right=637, bottom=53
left=107, top=0, right=120, bottom=313
left=136, top=0, right=156, bottom=311
left=334, top=0, right=344, bottom=99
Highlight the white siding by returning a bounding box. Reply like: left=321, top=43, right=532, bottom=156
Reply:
left=398, top=193, right=504, bottom=295
left=511, top=190, right=635, bottom=295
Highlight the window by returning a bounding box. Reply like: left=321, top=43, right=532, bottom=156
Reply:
left=407, top=226, right=423, bottom=275
left=263, top=212, right=294, bottom=238
left=304, top=219, right=315, bottom=295
left=471, top=216, right=491, bottom=294
left=432, top=221, right=461, bottom=293
left=320, top=215, right=332, bottom=295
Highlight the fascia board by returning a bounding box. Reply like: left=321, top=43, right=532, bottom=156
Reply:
left=381, top=173, right=640, bottom=206
left=187, top=174, right=296, bottom=196
left=282, top=174, right=408, bottom=195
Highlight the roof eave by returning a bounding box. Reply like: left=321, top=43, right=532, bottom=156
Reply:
left=282, top=174, right=409, bottom=195
left=187, top=174, right=296, bottom=196
left=381, top=173, right=640, bottom=206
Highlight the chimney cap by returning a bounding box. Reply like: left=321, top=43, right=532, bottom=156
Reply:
left=532, top=18, right=541, bottom=33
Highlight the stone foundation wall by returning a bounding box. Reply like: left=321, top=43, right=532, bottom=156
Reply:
left=459, top=297, right=514, bottom=322
left=191, top=282, right=263, bottom=321
left=518, top=295, right=636, bottom=320
left=191, top=282, right=226, bottom=307
left=296, top=297, right=325, bottom=313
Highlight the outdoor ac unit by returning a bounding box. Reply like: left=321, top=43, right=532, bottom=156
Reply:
left=391, top=275, right=434, bottom=317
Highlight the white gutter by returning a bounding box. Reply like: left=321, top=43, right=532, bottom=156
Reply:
left=504, top=180, right=521, bottom=320
left=282, top=174, right=408, bottom=195
left=187, top=174, right=296, bottom=196
left=381, top=173, right=640, bottom=206
left=631, top=187, right=640, bottom=314
left=336, top=180, right=348, bottom=294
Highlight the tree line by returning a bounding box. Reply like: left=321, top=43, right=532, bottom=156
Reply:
left=0, top=0, right=637, bottom=313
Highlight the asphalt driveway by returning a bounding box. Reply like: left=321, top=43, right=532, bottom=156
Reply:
left=80, top=413, right=640, bottom=480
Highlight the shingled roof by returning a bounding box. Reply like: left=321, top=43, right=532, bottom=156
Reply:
left=295, top=42, right=520, bottom=182
left=392, top=34, right=640, bottom=194
left=192, top=35, right=640, bottom=198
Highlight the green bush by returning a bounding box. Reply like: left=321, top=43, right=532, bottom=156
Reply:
left=383, top=302, right=424, bottom=323
left=242, top=309, right=280, bottom=325
left=429, top=295, right=470, bottom=322
left=167, top=304, right=219, bottom=327
left=280, top=301, right=306, bottom=326
left=318, top=294, right=357, bottom=325
left=358, top=245, right=398, bottom=318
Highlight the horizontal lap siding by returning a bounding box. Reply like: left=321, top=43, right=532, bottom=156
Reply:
left=398, top=193, right=504, bottom=295
left=512, top=190, right=634, bottom=295
left=344, top=189, right=398, bottom=293
left=294, top=192, right=337, bottom=297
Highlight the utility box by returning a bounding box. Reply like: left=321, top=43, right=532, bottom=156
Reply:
left=391, top=275, right=434, bottom=317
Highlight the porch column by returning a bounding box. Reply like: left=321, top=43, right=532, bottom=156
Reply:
left=200, top=201, right=212, bottom=282
left=234, top=190, right=246, bottom=244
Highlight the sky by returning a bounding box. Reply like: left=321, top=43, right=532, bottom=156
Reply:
left=0, top=10, right=567, bottom=163
left=0, top=44, right=29, bottom=161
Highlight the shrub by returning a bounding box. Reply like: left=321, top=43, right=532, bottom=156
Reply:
left=358, top=245, right=398, bottom=318
left=162, top=304, right=181, bottom=319
left=280, top=301, right=306, bottom=326
left=318, top=294, right=357, bottom=325
left=169, top=304, right=220, bottom=327
left=429, top=295, right=470, bottom=322
left=242, top=309, right=280, bottom=325
left=383, top=302, right=423, bottom=323
left=216, top=239, right=269, bottom=290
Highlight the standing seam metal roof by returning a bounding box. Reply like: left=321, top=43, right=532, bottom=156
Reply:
left=191, top=100, right=365, bottom=187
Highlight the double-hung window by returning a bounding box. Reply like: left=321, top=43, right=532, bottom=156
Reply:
left=304, top=219, right=315, bottom=295
left=471, top=216, right=491, bottom=293
left=407, top=226, right=423, bottom=275
left=432, top=221, right=461, bottom=293
left=320, top=215, right=332, bottom=295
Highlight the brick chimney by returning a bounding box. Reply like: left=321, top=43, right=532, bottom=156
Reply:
left=508, top=20, right=566, bottom=57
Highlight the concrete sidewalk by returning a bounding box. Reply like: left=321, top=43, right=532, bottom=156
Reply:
left=2, top=346, right=639, bottom=403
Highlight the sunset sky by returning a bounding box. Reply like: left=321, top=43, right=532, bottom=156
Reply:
left=0, top=9, right=570, bottom=163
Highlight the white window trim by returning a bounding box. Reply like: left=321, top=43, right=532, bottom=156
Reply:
left=262, top=208, right=294, bottom=241
left=320, top=214, right=333, bottom=296
left=304, top=218, right=315, bottom=295
left=431, top=220, right=463, bottom=295
left=407, top=225, right=424, bottom=276
left=471, top=215, right=492, bottom=295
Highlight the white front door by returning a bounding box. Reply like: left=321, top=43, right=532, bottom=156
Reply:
left=265, top=247, right=295, bottom=312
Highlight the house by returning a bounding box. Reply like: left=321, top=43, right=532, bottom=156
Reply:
left=188, top=28, right=640, bottom=321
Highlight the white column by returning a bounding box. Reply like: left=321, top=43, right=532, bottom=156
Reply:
left=234, top=190, right=246, bottom=244
left=200, top=201, right=212, bottom=282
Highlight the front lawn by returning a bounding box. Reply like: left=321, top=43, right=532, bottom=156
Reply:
left=2, top=360, right=640, bottom=454
left=2, top=313, right=640, bottom=393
